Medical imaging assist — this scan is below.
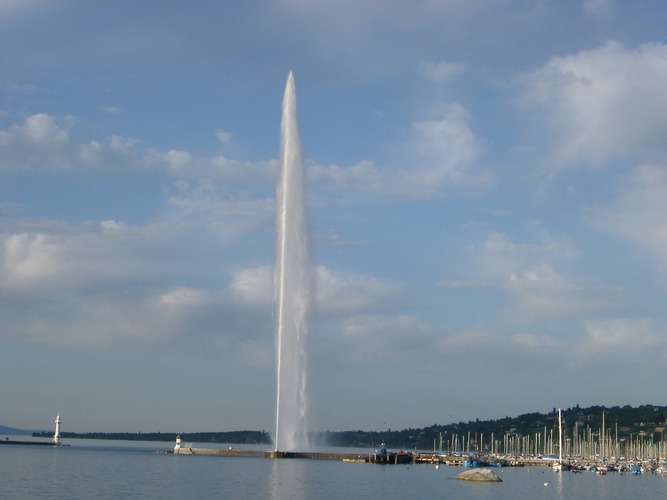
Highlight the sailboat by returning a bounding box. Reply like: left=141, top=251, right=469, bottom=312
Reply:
left=552, top=408, right=569, bottom=472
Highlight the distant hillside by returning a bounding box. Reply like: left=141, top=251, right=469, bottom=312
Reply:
left=0, top=425, right=36, bottom=436
left=314, top=403, right=667, bottom=449
left=29, top=404, right=667, bottom=450
left=32, top=430, right=271, bottom=445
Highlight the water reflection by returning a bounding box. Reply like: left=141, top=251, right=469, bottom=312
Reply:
left=269, top=458, right=306, bottom=500
left=554, top=469, right=564, bottom=499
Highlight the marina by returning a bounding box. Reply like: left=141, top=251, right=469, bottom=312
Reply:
left=171, top=439, right=667, bottom=474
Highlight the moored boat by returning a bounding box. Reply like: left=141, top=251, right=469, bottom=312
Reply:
left=463, top=455, right=500, bottom=468
left=371, top=444, right=413, bottom=464
left=552, top=408, right=570, bottom=472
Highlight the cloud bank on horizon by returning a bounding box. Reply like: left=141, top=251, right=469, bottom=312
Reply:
left=2, top=0, right=667, bottom=433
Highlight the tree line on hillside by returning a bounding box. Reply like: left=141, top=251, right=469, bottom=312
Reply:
left=31, top=430, right=272, bottom=444
left=345, top=404, right=667, bottom=450
left=32, top=404, right=667, bottom=450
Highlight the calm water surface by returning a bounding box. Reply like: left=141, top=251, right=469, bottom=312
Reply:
left=0, top=439, right=664, bottom=499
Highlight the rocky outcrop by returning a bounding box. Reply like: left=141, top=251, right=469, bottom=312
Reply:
left=456, top=468, right=502, bottom=482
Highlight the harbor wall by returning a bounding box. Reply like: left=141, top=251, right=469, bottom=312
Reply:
left=173, top=447, right=369, bottom=461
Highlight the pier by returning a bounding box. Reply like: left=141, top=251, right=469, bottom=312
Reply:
left=0, top=439, right=59, bottom=446
left=0, top=414, right=63, bottom=447
left=171, top=446, right=549, bottom=466
left=172, top=446, right=369, bottom=461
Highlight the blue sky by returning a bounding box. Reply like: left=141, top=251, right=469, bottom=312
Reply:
left=2, top=0, right=667, bottom=434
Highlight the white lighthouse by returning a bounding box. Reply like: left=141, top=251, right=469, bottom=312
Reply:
left=53, top=413, right=61, bottom=446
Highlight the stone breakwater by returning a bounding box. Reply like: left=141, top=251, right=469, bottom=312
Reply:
left=172, top=447, right=370, bottom=461
left=171, top=448, right=558, bottom=467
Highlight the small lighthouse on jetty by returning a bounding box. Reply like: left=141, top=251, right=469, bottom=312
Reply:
left=53, top=414, right=61, bottom=446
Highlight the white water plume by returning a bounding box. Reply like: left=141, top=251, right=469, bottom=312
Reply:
left=274, top=71, right=310, bottom=452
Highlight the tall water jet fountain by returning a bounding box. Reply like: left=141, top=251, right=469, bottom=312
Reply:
left=274, top=71, right=310, bottom=453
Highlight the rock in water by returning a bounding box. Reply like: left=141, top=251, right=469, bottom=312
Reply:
left=457, top=468, right=502, bottom=482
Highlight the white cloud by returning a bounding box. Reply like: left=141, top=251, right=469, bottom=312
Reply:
left=580, top=317, right=665, bottom=358
left=15, top=113, right=71, bottom=143
left=215, top=128, right=233, bottom=144
left=460, top=231, right=610, bottom=319
left=410, top=102, right=479, bottom=173
left=0, top=220, right=257, bottom=349
left=154, top=285, right=206, bottom=309
left=594, top=164, right=667, bottom=269
left=524, top=41, right=667, bottom=166
left=1, top=232, right=61, bottom=289
left=0, top=224, right=156, bottom=293
left=0, top=214, right=408, bottom=351
left=103, top=106, right=122, bottom=114
left=470, top=231, right=575, bottom=283
left=309, top=102, right=482, bottom=198
left=341, top=314, right=432, bottom=360
left=0, top=114, right=72, bottom=169
left=437, top=328, right=567, bottom=373
left=1, top=107, right=480, bottom=201
left=167, top=182, right=275, bottom=245
left=163, top=149, right=276, bottom=183
left=484, top=231, right=518, bottom=252
left=0, top=228, right=221, bottom=347
left=314, top=265, right=399, bottom=314
left=231, top=266, right=273, bottom=307
left=17, top=287, right=217, bottom=348
left=229, top=264, right=401, bottom=316
left=0, top=114, right=151, bottom=171
left=419, top=61, right=468, bottom=82
left=0, top=114, right=275, bottom=182
left=99, top=219, right=126, bottom=233
left=507, top=264, right=609, bottom=317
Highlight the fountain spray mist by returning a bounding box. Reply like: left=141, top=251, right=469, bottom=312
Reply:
left=274, top=71, right=310, bottom=452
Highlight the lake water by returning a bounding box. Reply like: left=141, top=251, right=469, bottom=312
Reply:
left=1, top=439, right=664, bottom=499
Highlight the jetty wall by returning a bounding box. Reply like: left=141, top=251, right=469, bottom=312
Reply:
left=173, top=447, right=369, bottom=461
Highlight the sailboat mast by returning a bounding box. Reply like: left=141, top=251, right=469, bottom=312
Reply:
left=601, top=409, right=605, bottom=459
left=558, top=408, right=563, bottom=464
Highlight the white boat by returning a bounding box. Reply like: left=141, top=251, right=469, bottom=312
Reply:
left=552, top=408, right=569, bottom=472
